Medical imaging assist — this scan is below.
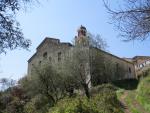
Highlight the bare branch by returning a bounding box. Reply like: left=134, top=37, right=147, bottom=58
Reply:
left=104, top=0, right=150, bottom=41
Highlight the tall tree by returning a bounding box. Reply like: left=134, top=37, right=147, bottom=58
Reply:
left=0, top=0, right=37, bottom=53
left=104, top=0, right=150, bottom=41
left=28, top=64, right=66, bottom=105
left=62, top=33, right=108, bottom=98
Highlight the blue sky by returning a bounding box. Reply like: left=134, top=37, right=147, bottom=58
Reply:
left=0, top=0, right=150, bottom=80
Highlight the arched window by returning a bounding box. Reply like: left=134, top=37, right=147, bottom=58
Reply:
left=129, top=67, right=131, bottom=73
left=43, top=52, right=48, bottom=59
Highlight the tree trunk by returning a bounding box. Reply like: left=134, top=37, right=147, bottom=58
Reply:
left=82, top=83, right=90, bottom=98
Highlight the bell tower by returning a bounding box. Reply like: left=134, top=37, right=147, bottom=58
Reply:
left=75, top=25, right=88, bottom=46
left=77, top=25, right=87, bottom=37
left=74, top=25, right=91, bottom=88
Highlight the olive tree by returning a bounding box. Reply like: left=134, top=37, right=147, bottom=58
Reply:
left=61, top=33, right=108, bottom=98
left=29, top=64, right=67, bottom=105
left=0, top=0, right=40, bottom=53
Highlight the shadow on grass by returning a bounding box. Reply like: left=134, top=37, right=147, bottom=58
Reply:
left=111, top=79, right=139, bottom=90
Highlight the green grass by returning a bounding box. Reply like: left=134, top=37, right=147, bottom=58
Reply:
left=125, top=91, right=141, bottom=113
left=116, top=89, right=125, bottom=99
left=137, top=74, right=150, bottom=112
left=115, top=72, right=150, bottom=113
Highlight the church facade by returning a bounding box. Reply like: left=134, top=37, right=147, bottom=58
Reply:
left=28, top=26, right=136, bottom=85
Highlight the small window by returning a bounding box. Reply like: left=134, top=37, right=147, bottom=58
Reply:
left=39, top=61, right=41, bottom=65
left=31, top=64, right=34, bottom=68
left=129, top=67, right=131, bottom=73
left=43, top=52, right=48, bottom=59
left=58, top=52, right=61, bottom=62
left=116, top=63, right=119, bottom=74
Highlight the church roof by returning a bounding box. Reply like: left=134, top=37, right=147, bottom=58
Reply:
left=132, top=56, right=150, bottom=60
left=93, top=47, right=134, bottom=64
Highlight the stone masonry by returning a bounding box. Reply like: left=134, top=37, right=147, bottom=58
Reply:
left=28, top=26, right=136, bottom=84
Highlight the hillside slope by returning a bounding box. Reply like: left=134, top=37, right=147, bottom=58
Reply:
left=117, top=73, right=150, bottom=113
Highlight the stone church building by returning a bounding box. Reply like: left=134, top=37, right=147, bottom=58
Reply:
left=28, top=26, right=136, bottom=85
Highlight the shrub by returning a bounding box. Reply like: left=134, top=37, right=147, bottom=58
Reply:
left=24, top=94, right=50, bottom=113
left=49, top=84, right=123, bottom=113
left=2, top=97, right=25, bottom=113
left=90, top=84, right=117, bottom=95
left=49, top=97, right=95, bottom=113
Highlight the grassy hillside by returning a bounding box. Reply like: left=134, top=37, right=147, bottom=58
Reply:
left=116, top=72, right=150, bottom=113
left=137, top=74, right=150, bottom=112
left=1, top=71, right=150, bottom=113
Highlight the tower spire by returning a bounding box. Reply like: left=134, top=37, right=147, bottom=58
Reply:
left=75, top=25, right=88, bottom=45
left=77, top=25, right=87, bottom=37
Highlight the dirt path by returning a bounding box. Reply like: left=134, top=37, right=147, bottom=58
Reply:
left=132, top=98, right=149, bottom=113
left=120, top=91, right=149, bottom=113
left=120, top=91, right=131, bottom=113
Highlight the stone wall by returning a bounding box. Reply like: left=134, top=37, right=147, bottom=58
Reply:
left=99, top=50, right=136, bottom=79
left=28, top=37, right=136, bottom=82
left=28, top=37, right=72, bottom=76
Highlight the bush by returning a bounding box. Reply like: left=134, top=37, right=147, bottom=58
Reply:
left=5, top=97, right=25, bottom=113
left=49, top=97, right=94, bottom=113
left=24, top=94, right=50, bottom=113
left=49, top=84, right=123, bottom=113
left=90, top=84, right=117, bottom=95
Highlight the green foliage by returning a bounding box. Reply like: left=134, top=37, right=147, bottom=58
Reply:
left=19, top=76, right=38, bottom=98
left=4, top=97, right=25, bottom=113
left=24, top=94, right=49, bottom=113
left=90, top=84, right=117, bottom=95
left=0, top=0, right=32, bottom=53
left=49, top=84, right=123, bottom=113
left=116, top=89, right=125, bottom=99
left=124, top=91, right=141, bottom=113
left=119, top=71, right=150, bottom=113
left=34, top=64, right=67, bottom=104
left=0, top=87, right=27, bottom=113
left=0, top=93, right=13, bottom=113
left=137, top=73, right=150, bottom=112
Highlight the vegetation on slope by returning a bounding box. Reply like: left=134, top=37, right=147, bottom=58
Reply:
left=1, top=69, right=150, bottom=113
left=115, top=70, right=150, bottom=113
left=0, top=79, right=124, bottom=113
left=0, top=61, right=124, bottom=113
left=49, top=84, right=123, bottom=113
left=137, top=73, right=150, bottom=112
